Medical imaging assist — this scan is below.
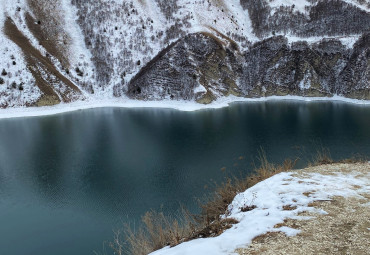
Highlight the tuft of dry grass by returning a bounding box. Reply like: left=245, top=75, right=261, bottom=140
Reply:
left=338, top=153, right=369, bottom=164
left=310, top=146, right=333, bottom=166
left=113, top=150, right=298, bottom=255
left=110, top=209, right=198, bottom=255
left=309, top=147, right=368, bottom=166
left=199, top=150, right=297, bottom=223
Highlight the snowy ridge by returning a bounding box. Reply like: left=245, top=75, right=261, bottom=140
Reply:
left=151, top=167, right=370, bottom=255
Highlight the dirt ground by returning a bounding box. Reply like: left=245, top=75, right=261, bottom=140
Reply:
left=236, top=163, right=370, bottom=255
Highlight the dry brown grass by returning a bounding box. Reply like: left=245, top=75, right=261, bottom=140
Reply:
left=198, top=151, right=297, bottom=225
left=338, top=154, right=369, bottom=164
left=310, top=146, right=333, bottom=166
left=27, top=0, right=71, bottom=68
left=110, top=209, right=198, bottom=255
left=114, top=150, right=297, bottom=255
left=309, top=147, right=368, bottom=166
left=108, top=148, right=367, bottom=255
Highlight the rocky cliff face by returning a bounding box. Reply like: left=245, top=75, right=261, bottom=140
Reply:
left=127, top=32, right=370, bottom=102
left=0, top=0, right=369, bottom=108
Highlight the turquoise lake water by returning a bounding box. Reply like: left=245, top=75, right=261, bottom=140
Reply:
left=0, top=101, right=369, bottom=255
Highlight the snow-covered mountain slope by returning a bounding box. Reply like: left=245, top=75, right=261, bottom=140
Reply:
left=0, top=0, right=369, bottom=108
left=0, top=0, right=93, bottom=107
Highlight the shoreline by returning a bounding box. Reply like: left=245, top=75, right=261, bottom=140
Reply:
left=1, top=95, right=370, bottom=119
left=150, top=162, right=370, bottom=255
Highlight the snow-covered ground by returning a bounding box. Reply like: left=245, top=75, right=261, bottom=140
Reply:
left=150, top=165, right=370, bottom=255
left=0, top=95, right=370, bottom=119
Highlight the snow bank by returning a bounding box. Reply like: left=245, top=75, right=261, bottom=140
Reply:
left=0, top=95, right=370, bottom=119
left=151, top=168, right=369, bottom=255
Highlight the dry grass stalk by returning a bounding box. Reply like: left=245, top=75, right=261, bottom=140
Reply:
left=310, top=146, right=333, bottom=166
left=116, top=150, right=297, bottom=255
left=114, top=209, right=198, bottom=255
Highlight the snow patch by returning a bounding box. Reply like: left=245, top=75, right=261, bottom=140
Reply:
left=273, top=226, right=301, bottom=237
left=193, top=84, right=207, bottom=94
left=338, top=35, right=362, bottom=48
left=299, top=71, right=312, bottom=90
left=269, top=0, right=311, bottom=15
left=282, top=34, right=362, bottom=49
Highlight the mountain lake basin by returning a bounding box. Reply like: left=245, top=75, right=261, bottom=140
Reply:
left=0, top=100, right=369, bottom=255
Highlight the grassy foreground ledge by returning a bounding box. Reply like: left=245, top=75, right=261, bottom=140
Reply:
left=236, top=162, right=370, bottom=255
left=109, top=152, right=368, bottom=255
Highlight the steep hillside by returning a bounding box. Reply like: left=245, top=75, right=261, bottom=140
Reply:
left=0, top=0, right=369, bottom=108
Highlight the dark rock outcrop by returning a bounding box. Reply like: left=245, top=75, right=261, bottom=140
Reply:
left=128, top=32, right=370, bottom=102
left=240, top=0, right=370, bottom=38
left=127, top=33, right=241, bottom=103
left=339, top=33, right=370, bottom=99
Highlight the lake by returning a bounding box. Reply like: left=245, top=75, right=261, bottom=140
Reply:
left=0, top=101, right=369, bottom=255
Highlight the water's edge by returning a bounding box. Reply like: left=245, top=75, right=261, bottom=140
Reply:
left=1, top=95, right=370, bottom=119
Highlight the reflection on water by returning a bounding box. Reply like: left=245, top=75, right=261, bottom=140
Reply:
left=0, top=101, right=369, bottom=255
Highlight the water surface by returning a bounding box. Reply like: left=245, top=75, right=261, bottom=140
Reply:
left=0, top=101, right=369, bottom=255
